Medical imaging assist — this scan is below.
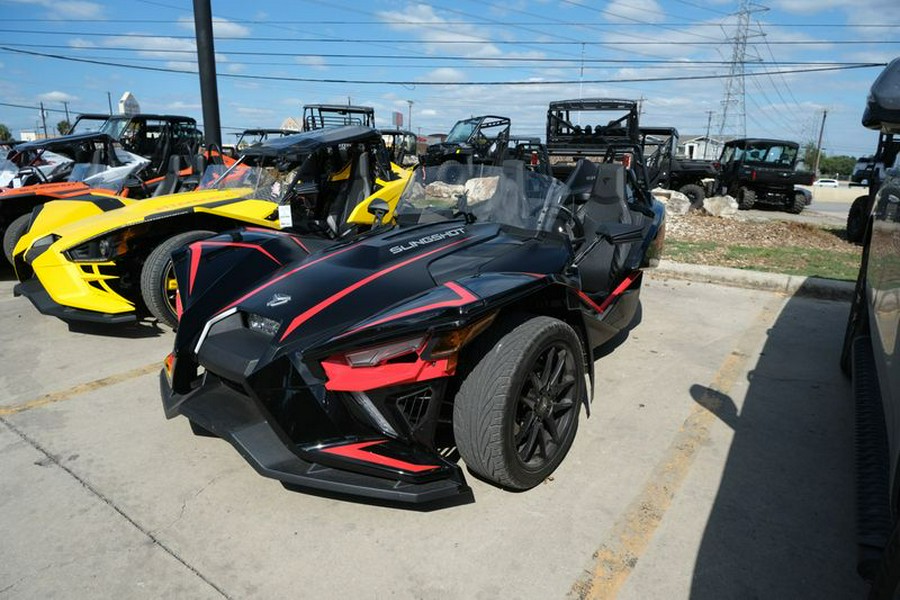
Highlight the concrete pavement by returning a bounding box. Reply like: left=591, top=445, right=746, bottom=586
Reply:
left=0, top=264, right=865, bottom=599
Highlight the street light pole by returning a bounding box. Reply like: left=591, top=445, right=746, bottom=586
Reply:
left=407, top=100, right=413, bottom=131
left=193, top=0, right=222, bottom=148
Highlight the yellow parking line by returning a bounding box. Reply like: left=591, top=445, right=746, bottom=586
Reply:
left=0, top=362, right=161, bottom=416
left=570, top=298, right=782, bottom=600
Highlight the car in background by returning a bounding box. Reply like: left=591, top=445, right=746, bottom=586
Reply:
left=841, top=56, right=900, bottom=597
left=813, top=178, right=839, bottom=187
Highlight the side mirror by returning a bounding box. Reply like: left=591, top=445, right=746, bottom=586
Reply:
left=367, top=198, right=390, bottom=227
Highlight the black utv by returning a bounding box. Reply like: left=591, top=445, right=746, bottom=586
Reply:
left=420, top=115, right=511, bottom=169
left=640, top=127, right=717, bottom=208
left=714, top=138, right=814, bottom=213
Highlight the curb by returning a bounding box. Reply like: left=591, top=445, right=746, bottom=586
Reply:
left=649, top=259, right=854, bottom=301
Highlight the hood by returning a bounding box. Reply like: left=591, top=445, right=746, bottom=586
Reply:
left=26, top=188, right=269, bottom=251
left=188, top=222, right=569, bottom=355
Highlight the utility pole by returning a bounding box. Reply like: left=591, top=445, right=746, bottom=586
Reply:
left=107, top=92, right=113, bottom=115
left=637, top=95, right=645, bottom=118
left=193, top=0, right=222, bottom=147
left=406, top=99, right=413, bottom=130
left=39, top=102, right=48, bottom=138
left=703, top=110, right=714, bottom=159
left=814, top=108, right=827, bottom=176
left=62, top=101, right=70, bottom=125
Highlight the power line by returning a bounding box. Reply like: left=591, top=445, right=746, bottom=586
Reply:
left=0, top=29, right=896, bottom=44
left=0, top=43, right=868, bottom=66
left=3, top=18, right=899, bottom=28
left=1, top=45, right=884, bottom=86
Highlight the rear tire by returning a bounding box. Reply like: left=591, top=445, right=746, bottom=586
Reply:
left=679, top=183, right=706, bottom=210
left=453, top=316, right=585, bottom=490
left=847, top=195, right=869, bottom=244
left=141, top=230, right=214, bottom=329
left=3, top=213, right=32, bottom=265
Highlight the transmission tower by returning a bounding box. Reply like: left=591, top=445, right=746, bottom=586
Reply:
left=718, top=0, right=768, bottom=138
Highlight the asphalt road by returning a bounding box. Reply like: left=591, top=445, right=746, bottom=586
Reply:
left=0, top=263, right=865, bottom=599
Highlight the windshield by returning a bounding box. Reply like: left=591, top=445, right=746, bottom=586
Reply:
left=738, top=143, right=798, bottom=166
left=198, top=162, right=280, bottom=200
left=68, top=163, right=109, bottom=182
left=99, top=118, right=131, bottom=140
left=68, top=116, right=108, bottom=135
left=396, top=163, right=568, bottom=233
left=445, top=119, right=479, bottom=144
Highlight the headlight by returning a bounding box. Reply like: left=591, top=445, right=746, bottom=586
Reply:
left=24, top=233, right=59, bottom=263
left=65, top=234, right=122, bottom=262
left=246, top=313, right=280, bottom=337
left=344, top=336, right=426, bottom=367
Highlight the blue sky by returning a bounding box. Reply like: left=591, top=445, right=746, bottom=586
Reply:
left=0, top=0, right=897, bottom=157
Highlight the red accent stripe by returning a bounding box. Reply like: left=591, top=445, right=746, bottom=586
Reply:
left=343, top=281, right=477, bottom=336
left=217, top=243, right=359, bottom=315
left=576, top=272, right=640, bottom=315
left=290, top=236, right=308, bottom=253
left=321, top=440, right=439, bottom=473
left=280, top=238, right=469, bottom=341
left=188, top=241, right=282, bottom=295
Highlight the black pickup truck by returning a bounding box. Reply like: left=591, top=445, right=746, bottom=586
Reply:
left=640, top=127, right=717, bottom=208
left=715, top=138, right=814, bottom=213
left=841, top=57, right=900, bottom=598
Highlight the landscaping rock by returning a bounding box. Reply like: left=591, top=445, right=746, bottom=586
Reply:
left=652, top=188, right=691, bottom=216
left=702, top=195, right=739, bottom=218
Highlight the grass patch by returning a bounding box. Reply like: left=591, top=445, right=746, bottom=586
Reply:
left=665, top=240, right=862, bottom=281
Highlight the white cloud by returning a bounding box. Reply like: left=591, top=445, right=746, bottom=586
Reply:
left=226, top=63, right=245, bottom=74
left=421, top=108, right=437, bottom=116
left=177, top=16, right=250, bottom=38
left=295, top=56, right=328, bottom=71
left=166, top=100, right=201, bottom=111
left=378, top=4, right=502, bottom=59
left=68, top=38, right=95, bottom=49
left=234, top=106, right=275, bottom=118
left=8, top=0, right=102, bottom=18
left=418, top=68, right=467, bottom=83
left=603, top=0, right=666, bottom=24
left=37, top=90, right=78, bottom=102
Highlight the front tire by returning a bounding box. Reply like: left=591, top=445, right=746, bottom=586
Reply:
left=3, top=213, right=32, bottom=265
left=453, top=316, right=585, bottom=490
left=736, top=186, right=756, bottom=210
left=847, top=195, right=869, bottom=244
left=140, top=230, right=214, bottom=329
left=787, top=191, right=807, bottom=214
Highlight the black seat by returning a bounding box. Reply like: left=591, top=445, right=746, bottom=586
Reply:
left=576, top=163, right=634, bottom=295
left=326, top=150, right=372, bottom=236
left=152, top=155, right=182, bottom=197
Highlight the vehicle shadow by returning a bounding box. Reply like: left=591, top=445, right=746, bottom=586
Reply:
left=0, top=261, right=15, bottom=282
left=687, top=285, right=864, bottom=598
left=66, top=318, right=166, bottom=339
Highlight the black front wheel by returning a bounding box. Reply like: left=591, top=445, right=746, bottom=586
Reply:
left=140, top=230, right=214, bottom=329
left=847, top=195, right=869, bottom=244
left=453, top=316, right=585, bottom=490
left=3, top=213, right=32, bottom=265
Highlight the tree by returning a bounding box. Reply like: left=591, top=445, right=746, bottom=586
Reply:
left=801, top=141, right=820, bottom=171
left=56, top=120, right=71, bottom=135
left=0, top=123, right=12, bottom=142
left=820, top=155, right=857, bottom=179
